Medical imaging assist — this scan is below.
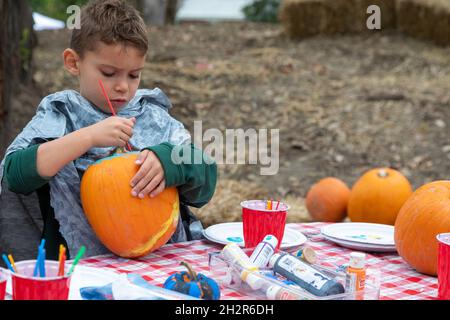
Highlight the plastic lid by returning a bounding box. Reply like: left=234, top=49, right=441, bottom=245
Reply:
left=268, top=253, right=281, bottom=268
left=266, top=285, right=281, bottom=300
left=349, top=252, right=366, bottom=269
left=297, top=246, right=317, bottom=264
left=262, top=235, right=278, bottom=249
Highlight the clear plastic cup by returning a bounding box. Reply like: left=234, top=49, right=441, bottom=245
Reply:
left=11, top=260, right=71, bottom=300
left=437, top=233, right=450, bottom=300
left=0, top=269, right=7, bottom=300
left=241, top=200, right=289, bottom=250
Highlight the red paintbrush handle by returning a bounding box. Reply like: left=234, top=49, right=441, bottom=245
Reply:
left=98, top=80, right=132, bottom=151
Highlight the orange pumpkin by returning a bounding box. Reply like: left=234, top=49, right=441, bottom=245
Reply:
left=80, top=151, right=179, bottom=258
left=348, top=168, right=413, bottom=225
left=394, top=181, right=450, bottom=276
left=305, top=177, right=350, bottom=222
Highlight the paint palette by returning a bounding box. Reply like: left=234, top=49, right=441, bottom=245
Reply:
left=320, top=222, right=397, bottom=252
left=203, top=222, right=307, bottom=250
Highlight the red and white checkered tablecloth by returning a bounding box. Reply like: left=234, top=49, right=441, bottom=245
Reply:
left=79, top=222, right=438, bottom=300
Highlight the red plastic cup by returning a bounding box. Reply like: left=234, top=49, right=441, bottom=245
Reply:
left=241, top=200, right=289, bottom=250
left=11, top=260, right=71, bottom=300
left=0, top=269, right=7, bottom=300
left=437, top=233, right=450, bottom=300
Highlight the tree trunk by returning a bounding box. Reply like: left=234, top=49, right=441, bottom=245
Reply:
left=132, top=0, right=180, bottom=26
left=0, top=0, right=36, bottom=156
left=165, top=0, right=179, bottom=25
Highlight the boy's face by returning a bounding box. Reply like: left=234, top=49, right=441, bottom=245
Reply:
left=64, top=42, right=146, bottom=113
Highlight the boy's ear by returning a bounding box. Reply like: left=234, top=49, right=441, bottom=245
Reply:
left=63, top=48, right=81, bottom=76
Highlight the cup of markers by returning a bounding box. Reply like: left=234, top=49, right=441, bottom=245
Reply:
left=2, top=240, right=85, bottom=300
left=11, top=260, right=72, bottom=300
left=241, top=200, right=289, bottom=250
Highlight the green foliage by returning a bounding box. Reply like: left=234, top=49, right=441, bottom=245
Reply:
left=19, top=28, right=31, bottom=72
left=242, top=0, right=281, bottom=23
left=28, top=0, right=89, bottom=21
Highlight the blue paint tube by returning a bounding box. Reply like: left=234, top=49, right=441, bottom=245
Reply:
left=269, top=253, right=345, bottom=297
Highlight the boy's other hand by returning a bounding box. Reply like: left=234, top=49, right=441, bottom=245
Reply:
left=130, top=150, right=166, bottom=199
left=86, top=116, right=135, bottom=148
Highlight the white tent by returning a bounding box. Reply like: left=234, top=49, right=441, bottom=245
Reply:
left=33, top=12, right=65, bottom=31
left=176, top=0, right=253, bottom=21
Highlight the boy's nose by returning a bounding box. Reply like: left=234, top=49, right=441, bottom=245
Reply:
left=114, top=81, right=128, bottom=94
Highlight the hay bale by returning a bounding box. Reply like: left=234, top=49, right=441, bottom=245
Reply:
left=279, top=0, right=349, bottom=38
left=283, top=194, right=313, bottom=223
left=279, top=0, right=396, bottom=39
left=193, top=179, right=312, bottom=228
left=192, top=179, right=269, bottom=227
left=397, top=0, right=450, bottom=46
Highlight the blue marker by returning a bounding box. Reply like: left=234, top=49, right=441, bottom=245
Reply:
left=33, top=239, right=46, bottom=277
left=39, top=248, right=46, bottom=278
left=2, top=254, right=15, bottom=273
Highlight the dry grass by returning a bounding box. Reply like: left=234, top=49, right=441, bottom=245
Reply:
left=27, top=22, right=450, bottom=227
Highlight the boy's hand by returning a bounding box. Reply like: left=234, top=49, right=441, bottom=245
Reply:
left=130, top=150, right=166, bottom=199
left=86, top=116, right=135, bottom=148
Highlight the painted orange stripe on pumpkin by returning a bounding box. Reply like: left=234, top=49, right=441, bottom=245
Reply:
left=127, top=198, right=179, bottom=257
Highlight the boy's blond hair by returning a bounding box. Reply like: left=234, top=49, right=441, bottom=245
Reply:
left=70, top=0, right=149, bottom=57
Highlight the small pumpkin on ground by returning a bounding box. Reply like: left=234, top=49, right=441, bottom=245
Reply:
left=394, top=180, right=450, bottom=276
left=348, top=168, right=413, bottom=225
left=305, top=177, right=350, bottom=222
left=163, top=261, right=221, bottom=300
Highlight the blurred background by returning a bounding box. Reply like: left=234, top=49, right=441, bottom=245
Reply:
left=0, top=0, right=449, bottom=227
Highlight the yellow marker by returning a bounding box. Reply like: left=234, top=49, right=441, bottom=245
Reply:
left=8, top=254, right=17, bottom=273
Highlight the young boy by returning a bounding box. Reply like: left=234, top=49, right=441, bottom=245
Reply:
left=0, top=0, right=217, bottom=260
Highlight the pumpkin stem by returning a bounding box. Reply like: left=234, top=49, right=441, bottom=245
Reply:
left=180, top=261, right=197, bottom=281
left=377, top=169, right=389, bottom=178
left=115, top=146, right=127, bottom=154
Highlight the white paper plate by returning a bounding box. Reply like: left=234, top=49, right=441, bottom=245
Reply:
left=5, top=265, right=123, bottom=300
left=321, top=222, right=395, bottom=246
left=321, top=234, right=397, bottom=253
left=203, top=222, right=307, bottom=249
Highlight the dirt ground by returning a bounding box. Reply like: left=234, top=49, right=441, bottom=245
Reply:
left=4, top=21, right=450, bottom=226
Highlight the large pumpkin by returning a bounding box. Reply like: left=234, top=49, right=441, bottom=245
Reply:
left=80, top=151, right=180, bottom=258
left=305, top=177, right=350, bottom=222
left=394, top=181, right=450, bottom=276
left=348, top=168, right=413, bottom=225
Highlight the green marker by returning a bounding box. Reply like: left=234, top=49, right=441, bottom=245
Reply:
left=67, top=246, right=86, bottom=276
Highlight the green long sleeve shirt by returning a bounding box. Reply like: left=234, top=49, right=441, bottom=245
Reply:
left=3, top=143, right=217, bottom=260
